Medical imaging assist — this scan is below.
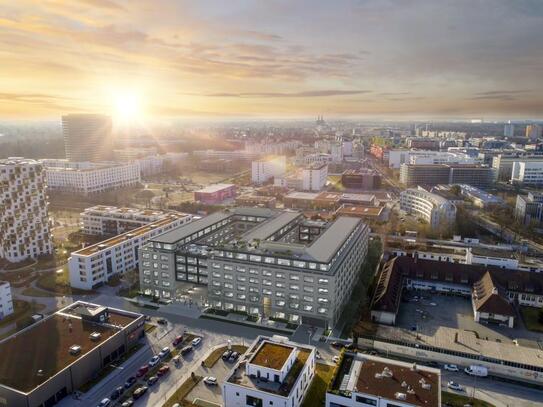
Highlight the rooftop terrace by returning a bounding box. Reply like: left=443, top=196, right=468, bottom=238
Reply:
left=250, top=342, right=294, bottom=370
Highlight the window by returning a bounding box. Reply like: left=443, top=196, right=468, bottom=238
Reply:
left=356, top=396, right=377, bottom=406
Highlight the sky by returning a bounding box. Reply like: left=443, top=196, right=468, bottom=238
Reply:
left=1, top=0, right=543, bottom=120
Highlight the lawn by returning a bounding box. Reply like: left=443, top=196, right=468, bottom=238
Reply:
left=203, top=345, right=248, bottom=368
left=519, top=306, right=543, bottom=333
left=0, top=300, right=31, bottom=328
left=162, top=374, right=202, bottom=407
left=301, top=363, right=336, bottom=407
left=21, top=287, right=55, bottom=297
left=36, top=268, right=93, bottom=296
left=442, top=391, right=495, bottom=407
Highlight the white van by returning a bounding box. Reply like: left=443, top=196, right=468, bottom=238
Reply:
left=464, top=365, right=488, bottom=377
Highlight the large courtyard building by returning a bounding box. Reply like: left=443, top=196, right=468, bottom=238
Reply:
left=223, top=335, right=316, bottom=407
left=42, top=159, right=140, bottom=195
left=62, top=114, right=113, bottom=162
left=400, top=188, right=456, bottom=230
left=69, top=213, right=192, bottom=290
left=326, top=353, right=441, bottom=407
left=0, top=281, right=13, bottom=320
left=139, top=208, right=369, bottom=328
left=81, top=205, right=173, bottom=235
left=0, top=301, right=144, bottom=407
left=399, top=164, right=494, bottom=188
left=0, top=158, right=53, bottom=263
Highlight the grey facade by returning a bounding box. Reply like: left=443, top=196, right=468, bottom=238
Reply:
left=139, top=208, right=369, bottom=329
left=400, top=164, right=494, bottom=188
left=515, top=193, right=543, bottom=225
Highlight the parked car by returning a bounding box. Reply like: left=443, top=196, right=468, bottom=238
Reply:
left=147, top=376, right=159, bottom=386
left=124, top=376, right=137, bottom=389
left=181, top=346, right=193, bottom=355
left=157, top=365, right=170, bottom=376
left=172, top=335, right=184, bottom=347
left=97, top=399, right=111, bottom=407
left=172, top=355, right=182, bottom=365
left=203, top=376, right=218, bottom=386
left=330, top=341, right=343, bottom=348
left=110, top=386, right=124, bottom=400
left=222, top=350, right=233, bottom=360
left=148, top=356, right=160, bottom=367
left=120, top=400, right=133, bottom=407
left=332, top=356, right=340, bottom=364
left=344, top=343, right=356, bottom=350
left=447, top=381, right=463, bottom=391
left=444, top=364, right=459, bottom=372
left=158, top=347, right=171, bottom=359
left=136, top=365, right=149, bottom=377
left=464, top=365, right=488, bottom=377
left=228, top=352, right=240, bottom=362
left=157, top=318, right=168, bottom=325
left=132, top=386, right=148, bottom=400
left=192, top=337, right=202, bottom=346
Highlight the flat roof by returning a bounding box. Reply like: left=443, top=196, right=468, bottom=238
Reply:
left=284, top=192, right=319, bottom=200
left=152, top=211, right=231, bottom=244
left=242, top=211, right=301, bottom=242
left=337, top=205, right=383, bottom=217
left=195, top=183, right=236, bottom=193
left=305, top=216, right=361, bottom=263
left=250, top=342, right=294, bottom=370
left=75, top=213, right=187, bottom=256
left=334, top=354, right=440, bottom=407
left=0, top=302, right=141, bottom=393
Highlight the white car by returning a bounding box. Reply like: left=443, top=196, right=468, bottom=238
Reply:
left=443, top=364, right=459, bottom=372
left=158, top=347, right=171, bottom=358
left=192, top=337, right=202, bottom=346
left=203, top=376, right=218, bottom=386
left=332, top=356, right=340, bottom=364
left=447, top=381, right=463, bottom=391
left=97, top=399, right=111, bottom=407
left=148, top=356, right=160, bottom=367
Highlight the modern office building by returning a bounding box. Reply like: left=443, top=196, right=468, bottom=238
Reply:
left=326, top=353, right=441, bottom=407
left=388, top=150, right=474, bottom=169
left=400, top=188, right=456, bottom=230
left=0, top=158, right=53, bottom=263
left=69, top=213, right=192, bottom=290
left=194, top=183, right=237, bottom=204
left=80, top=205, right=173, bottom=235
left=302, top=163, right=328, bottom=191
left=491, top=154, right=543, bottom=181
left=252, top=156, right=287, bottom=184
left=62, top=114, right=113, bottom=162
left=42, top=160, right=141, bottom=195
left=139, top=208, right=369, bottom=328
left=515, top=192, right=543, bottom=225
left=223, top=335, right=316, bottom=407
left=0, top=301, right=144, bottom=407
left=400, top=164, right=493, bottom=188
left=525, top=124, right=542, bottom=140
left=504, top=121, right=515, bottom=137
left=0, top=282, right=13, bottom=320
left=341, top=169, right=381, bottom=190
left=511, top=161, right=543, bottom=186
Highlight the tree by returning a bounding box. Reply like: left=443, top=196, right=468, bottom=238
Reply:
left=136, top=189, right=155, bottom=208
left=450, top=184, right=461, bottom=196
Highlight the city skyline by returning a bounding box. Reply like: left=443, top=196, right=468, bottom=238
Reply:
left=1, top=0, right=543, bottom=120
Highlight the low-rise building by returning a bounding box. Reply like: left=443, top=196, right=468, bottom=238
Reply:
left=81, top=205, right=172, bottom=235
left=235, top=195, right=277, bottom=209
left=515, top=192, right=543, bottom=225
left=0, top=301, right=144, bottom=407
left=336, top=204, right=386, bottom=222
left=326, top=352, right=441, bottom=407
left=69, top=212, right=192, bottom=290
left=400, top=188, right=456, bottom=230
left=0, top=282, right=13, bottom=320
left=284, top=192, right=377, bottom=211
left=194, top=183, right=237, bottom=204
left=223, top=335, right=316, bottom=407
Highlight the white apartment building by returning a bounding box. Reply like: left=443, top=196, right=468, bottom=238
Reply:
left=69, top=213, right=192, bottom=290
left=302, top=163, right=328, bottom=191
left=81, top=205, right=172, bottom=235
left=400, top=188, right=456, bottom=230
left=388, top=150, right=474, bottom=169
left=223, top=336, right=316, bottom=407
left=42, top=159, right=141, bottom=195
left=251, top=156, right=286, bottom=185
left=245, top=140, right=300, bottom=155
left=134, top=155, right=164, bottom=177
left=0, top=158, right=53, bottom=262
left=331, top=142, right=343, bottom=163
left=326, top=353, right=441, bottom=407
left=0, top=281, right=14, bottom=320
left=511, top=161, right=543, bottom=186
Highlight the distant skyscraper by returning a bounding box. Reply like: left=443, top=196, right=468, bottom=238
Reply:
left=62, top=114, right=113, bottom=162
left=504, top=121, right=514, bottom=137
left=0, top=158, right=52, bottom=262
left=526, top=124, right=542, bottom=140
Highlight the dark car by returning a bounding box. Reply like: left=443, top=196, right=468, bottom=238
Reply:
left=147, top=376, right=159, bottom=386
left=132, top=386, right=148, bottom=400
left=157, top=318, right=168, bottom=325
left=331, top=341, right=343, bottom=348
left=110, top=386, right=124, bottom=400
left=124, top=376, right=137, bottom=389
left=172, top=335, right=184, bottom=347
left=228, top=352, right=239, bottom=362
left=222, top=350, right=232, bottom=360
left=136, top=365, right=149, bottom=377
left=181, top=345, right=193, bottom=355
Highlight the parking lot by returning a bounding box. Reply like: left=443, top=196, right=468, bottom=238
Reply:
left=396, top=291, right=542, bottom=344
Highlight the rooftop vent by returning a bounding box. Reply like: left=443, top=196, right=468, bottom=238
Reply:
left=89, top=332, right=101, bottom=341
left=381, top=366, right=393, bottom=378
left=421, top=382, right=432, bottom=390
left=407, top=386, right=416, bottom=394
left=69, top=345, right=81, bottom=355
left=395, top=392, right=407, bottom=400
left=401, top=381, right=407, bottom=387
left=411, top=362, right=417, bottom=371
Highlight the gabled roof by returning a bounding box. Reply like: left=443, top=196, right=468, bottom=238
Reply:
left=472, top=272, right=515, bottom=316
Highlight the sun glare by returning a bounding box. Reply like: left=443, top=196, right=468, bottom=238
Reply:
left=113, top=91, right=143, bottom=122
